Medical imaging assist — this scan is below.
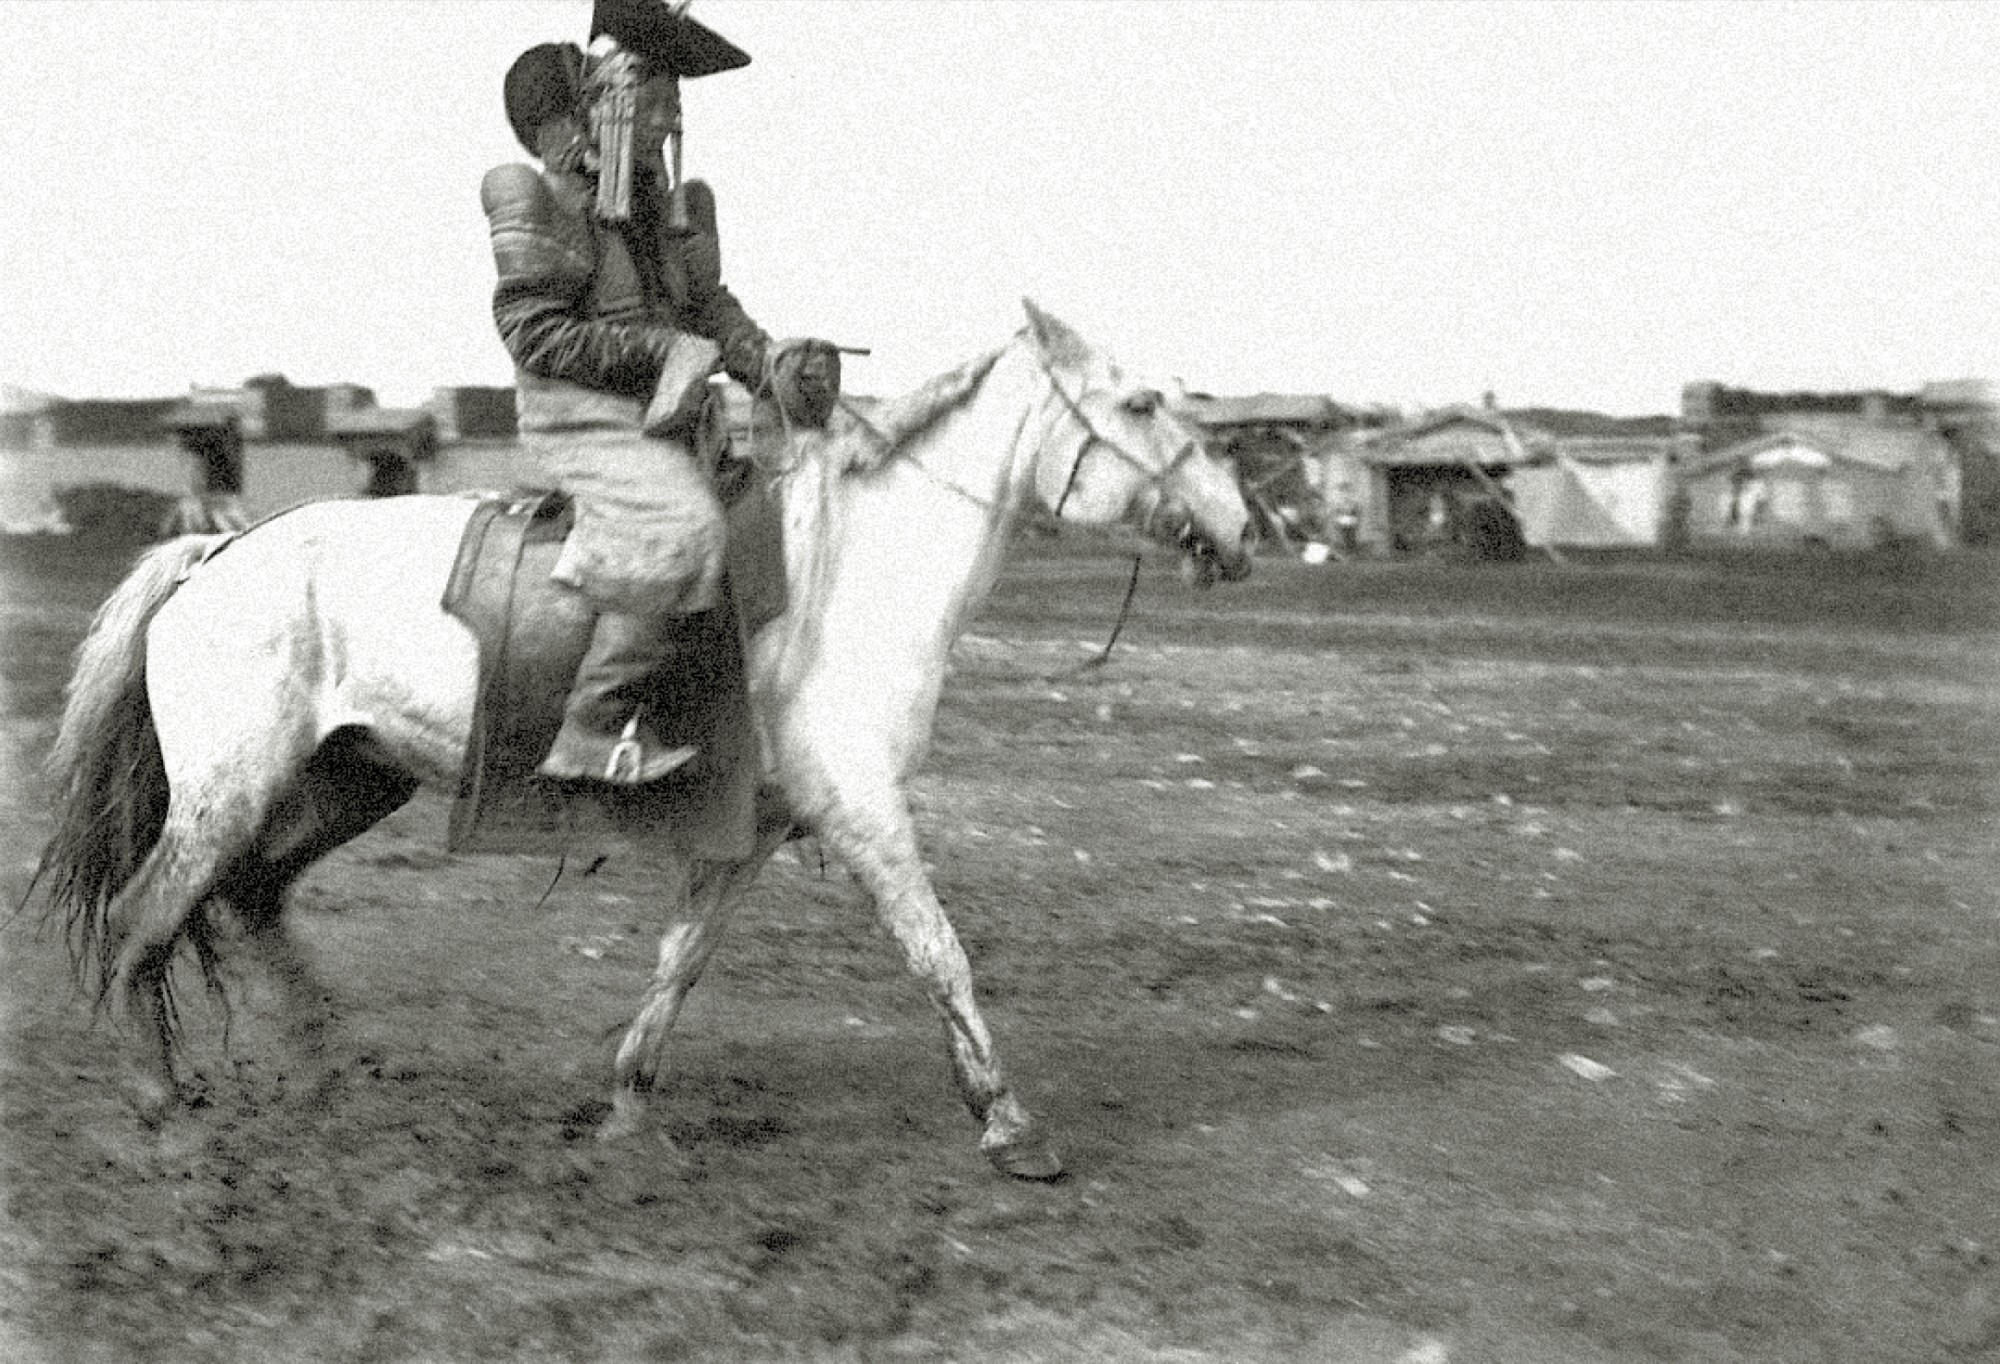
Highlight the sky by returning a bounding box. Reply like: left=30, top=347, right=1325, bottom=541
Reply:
left=1, top=0, right=1995, bottom=416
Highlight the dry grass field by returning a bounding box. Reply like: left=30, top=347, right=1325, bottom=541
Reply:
left=3, top=529, right=1997, bottom=1362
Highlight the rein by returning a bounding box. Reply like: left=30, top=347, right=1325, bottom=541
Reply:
left=896, top=346, right=1197, bottom=673
left=1028, top=357, right=1216, bottom=672
left=785, top=336, right=1197, bottom=672
left=1021, top=353, right=1186, bottom=675
left=896, top=405, right=1037, bottom=513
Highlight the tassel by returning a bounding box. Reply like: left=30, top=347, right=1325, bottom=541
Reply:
left=587, top=38, right=640, bottom=223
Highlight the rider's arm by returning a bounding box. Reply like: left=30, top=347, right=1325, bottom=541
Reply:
left=481, top=163, right=682, bottom=400
left=668, top=180, right=771, bottom=390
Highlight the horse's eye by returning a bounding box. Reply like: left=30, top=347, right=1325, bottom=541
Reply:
left=1122, top=390, right=1160, bottom=417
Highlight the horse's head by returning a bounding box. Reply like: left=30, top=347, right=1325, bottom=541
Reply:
left=1022, top=299, right=1254, bottom=586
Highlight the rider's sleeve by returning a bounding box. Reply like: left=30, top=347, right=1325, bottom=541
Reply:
left=481, top=163, right=682, bottom=400
left=671, top=180, right=771, bottom=390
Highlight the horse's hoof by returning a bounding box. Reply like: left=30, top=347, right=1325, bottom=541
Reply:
left=596, top=1111, right=643, bottom=1145
left=986, top=1136, right=1065, bottom=1182
left=587, top=1109, right=693, bottom=1189
left=595, top=1092, right=654, bottom=1146
left=128, top=1074, right=177, bottom=1131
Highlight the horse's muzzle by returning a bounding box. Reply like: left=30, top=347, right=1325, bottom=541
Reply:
left=1141, top=451, right=1254, bottom=589
left=1172, top=519, right=1255, bottom=588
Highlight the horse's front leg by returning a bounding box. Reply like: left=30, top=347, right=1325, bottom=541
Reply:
left=819, top=794, right=1063, bottom=1181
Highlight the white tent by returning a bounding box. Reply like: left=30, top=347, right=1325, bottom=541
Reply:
left=1507, top=442, right=1671, bottom=548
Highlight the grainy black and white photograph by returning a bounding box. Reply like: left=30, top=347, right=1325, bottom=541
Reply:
left=2, top=2, right=1997, bottom=1360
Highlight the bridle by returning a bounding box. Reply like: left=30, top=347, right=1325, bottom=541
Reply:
left=1039, top=363, right=1202, bottom=521
left=901, top=339, right=1204, bottom=521
left=894, top=337, right=1226, bottom=674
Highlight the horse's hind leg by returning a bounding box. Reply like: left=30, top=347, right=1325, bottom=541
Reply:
left=211, top=731, right=419, bottom=1099
left=598, top=857, right=698, bottom=1145
left=104, top=796, right=274, bottom=1125
left=601, top=793, right=797, bottom=1145
left=106, top=641, right=327, bottom=1123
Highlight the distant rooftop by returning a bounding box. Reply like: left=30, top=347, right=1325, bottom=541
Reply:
left=1175, top=392, right=1351, bottom=428
left=0, top=384, right=59, bottom=415
left=1684, top=422, right=1949, bottom=477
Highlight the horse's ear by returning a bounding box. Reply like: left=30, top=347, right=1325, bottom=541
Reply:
left=1022, top=298, right=1088, bottom=368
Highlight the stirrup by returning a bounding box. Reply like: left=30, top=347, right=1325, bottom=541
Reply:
left=604, top=713, right=697, bottom=784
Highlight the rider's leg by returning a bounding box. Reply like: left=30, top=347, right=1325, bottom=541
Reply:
left=538, top=609, right=706, bottom=784
left=535, top=427, right=730, bottom=786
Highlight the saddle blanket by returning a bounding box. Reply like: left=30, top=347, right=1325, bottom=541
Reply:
left=439, top=486, right=784, bottom=859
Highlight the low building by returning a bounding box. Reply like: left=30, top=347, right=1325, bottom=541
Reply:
left=186, top=385, right=261, bottom=438
left=1173, top=392, right=1362, bottom=552
left=1920, top=379, right=2000, bottom=546
left=41, top=397, right=182, bottom=446
left=1350, top=407, right=1541, bottom=556
left=326, top=407, right=439, bottom=497
left=428, top=386, right=519, bottom=441
left=0, top=385, right=56, bottom=449
left=160, top=402, right=249, bottom=532
left=1349, top=408, right=1690, bottom=556
left=1679, top=418, right=1959, bottom=550
left=231, top=375, right=379, bottom=441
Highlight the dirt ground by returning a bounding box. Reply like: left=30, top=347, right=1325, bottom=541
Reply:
left=2, top=530, right=1997, bottom=1363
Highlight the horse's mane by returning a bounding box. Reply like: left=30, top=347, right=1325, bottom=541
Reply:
left=743, top=339, right=1021, bottom=693
left=823, top=343, right=1008, bottom=474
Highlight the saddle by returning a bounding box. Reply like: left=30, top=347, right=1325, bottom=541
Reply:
left=440, top=472, right=788, bottom=859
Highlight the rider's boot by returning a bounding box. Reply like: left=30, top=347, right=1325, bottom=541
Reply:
left=537, top=610, right=702, bottom=785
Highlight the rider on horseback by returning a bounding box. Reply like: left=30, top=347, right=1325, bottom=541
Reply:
left=483, top=0, right=840, bottom=785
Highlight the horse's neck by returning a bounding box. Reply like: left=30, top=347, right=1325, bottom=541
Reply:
left=765, top=346, right=1048, bottom=711
left=869, top=344, right=1049, bottom=618
left=905, top=343, right=1049, bottom=517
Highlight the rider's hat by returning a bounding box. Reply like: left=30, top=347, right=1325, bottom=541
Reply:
left=503, top=42, right=585, bottom=152
left=589, top=0, right=751, bottom=78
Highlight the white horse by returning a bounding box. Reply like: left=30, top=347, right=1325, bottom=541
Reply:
left=35, top=301, right=1253, bottom=1180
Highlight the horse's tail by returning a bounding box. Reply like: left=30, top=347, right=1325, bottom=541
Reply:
left=33, top=534, right=224, bottom=999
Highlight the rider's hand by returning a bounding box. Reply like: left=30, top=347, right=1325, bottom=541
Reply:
left=770, top=338, right=841, bottom=427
